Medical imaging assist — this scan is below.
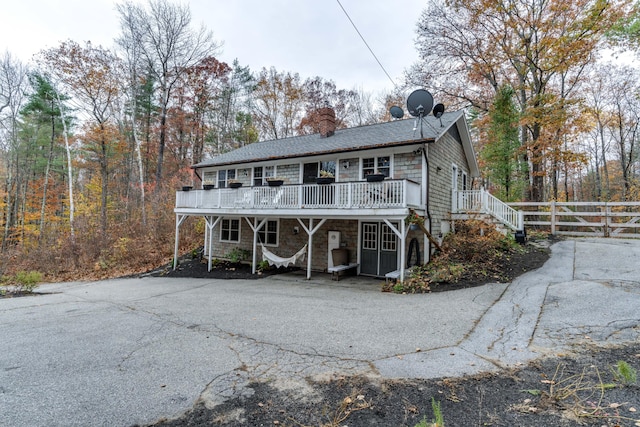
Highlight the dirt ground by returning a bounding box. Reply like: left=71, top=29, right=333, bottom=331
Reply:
left=139, top=241, right=640, bottom=427
left=144, top=344, right=640, bottom=427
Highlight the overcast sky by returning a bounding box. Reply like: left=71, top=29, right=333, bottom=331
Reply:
left=1, top=0, right=426, bottom=94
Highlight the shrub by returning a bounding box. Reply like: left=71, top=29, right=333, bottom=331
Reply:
left=257, top=260, right=271, bottom=272
left=2, top=270, right=43, bottom=295
left=227, top=247, right=250, bottom=263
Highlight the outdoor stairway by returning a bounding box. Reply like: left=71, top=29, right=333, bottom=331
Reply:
left=451, top=189, right=524, bottom=233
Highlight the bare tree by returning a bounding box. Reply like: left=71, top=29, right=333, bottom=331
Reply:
left=116, top=0, right=220, bottom=187
left=0, top=52, right=28, bottom=251
left=608, top=65, right=640, bottom=200
left=116, top=7, right=148, bottom=225
left=252, top=67, right=304, bottom=140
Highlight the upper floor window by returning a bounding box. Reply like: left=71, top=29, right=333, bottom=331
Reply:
left=319, top=161, right=336, bottom=177
left=202, top=171, right=216, bottom=185
left=218, top=169, right=236, bottom=188
left=362, top=156, right=390, bottom=179
left=253, top=166, right=275, bottom=186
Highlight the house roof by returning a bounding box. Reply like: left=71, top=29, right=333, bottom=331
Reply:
left=192, top=110, right=480, bottom=176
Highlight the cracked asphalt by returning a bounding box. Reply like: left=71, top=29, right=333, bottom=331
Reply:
left=1, top=238, right=639, bottom=427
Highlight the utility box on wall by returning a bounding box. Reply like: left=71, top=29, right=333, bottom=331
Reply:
left=327, top=231, right=341, bottom=268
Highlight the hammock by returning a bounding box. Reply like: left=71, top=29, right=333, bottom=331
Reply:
left=261, top=244, right=307, bottom=268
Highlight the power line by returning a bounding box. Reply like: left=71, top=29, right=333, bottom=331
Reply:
left=336, top=0, right=397, bottom=89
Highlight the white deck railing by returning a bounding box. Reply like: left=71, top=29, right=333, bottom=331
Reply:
left=176, top=180, right=421, bottom=211
left=453, top=189, right=524, bottom=231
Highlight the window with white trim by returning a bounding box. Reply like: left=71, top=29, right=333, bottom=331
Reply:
left=253, top=166, right=275, bottom=186
left=258, top=220, right=279, bottom=246
left=381, top=224, right=397, bottom=251
left=202, top=171, right=216, bottom=185
left=362, top=224, right=377, bottom=250
left=218, top=169, right=237, bottom=188
left=220, top=219, right=240, bottom=242
left=362, top=156, right=391, bottom=178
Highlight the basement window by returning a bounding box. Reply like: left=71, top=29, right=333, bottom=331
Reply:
left=220, top=219, right=240, bottom=243
left=258, top=220, right=279, bottom=246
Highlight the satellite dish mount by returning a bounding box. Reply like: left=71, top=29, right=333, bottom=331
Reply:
left=433, top=103, right=445, bottom=127
left=406, top=89, right=434, bottom=139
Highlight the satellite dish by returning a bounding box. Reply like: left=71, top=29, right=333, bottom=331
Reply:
left=389, top=106, right=404, bottom=119
left=406, top=89, right=434, bottom=117
left=433, top=103, right=445, bottom=118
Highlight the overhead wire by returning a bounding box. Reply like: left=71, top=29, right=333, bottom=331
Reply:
left=335, top=0, right=397, bottom=88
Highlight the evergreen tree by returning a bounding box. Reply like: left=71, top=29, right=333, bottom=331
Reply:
left=481, top=85, right=526, bottom=201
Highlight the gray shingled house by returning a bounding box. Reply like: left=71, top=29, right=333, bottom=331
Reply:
left=173, top=107, right=520, bottom=281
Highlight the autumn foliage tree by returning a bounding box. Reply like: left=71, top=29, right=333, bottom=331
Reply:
left=410, top=0, right=631, bottom=201
left=41, top=41, right=122, bottom=235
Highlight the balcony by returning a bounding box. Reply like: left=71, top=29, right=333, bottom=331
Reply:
left=175, top=179, right=421, bottom=217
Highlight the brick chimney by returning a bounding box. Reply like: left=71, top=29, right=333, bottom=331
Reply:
left=318, top=105, right=336, bottom=138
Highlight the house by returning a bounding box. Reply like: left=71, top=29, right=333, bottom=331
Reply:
left=174, top=106, right=498, bottom=282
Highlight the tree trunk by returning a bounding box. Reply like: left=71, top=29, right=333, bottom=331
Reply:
left=39, top=116, right=55, bottom=241
left=155, top=87, right=169, bottom=188
left=56, top=91, right=74, bottom=238
left=100, top=125, right=108, bottom=235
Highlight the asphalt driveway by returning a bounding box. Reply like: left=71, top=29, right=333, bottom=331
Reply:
left=1, top=238, right=639, bottom=427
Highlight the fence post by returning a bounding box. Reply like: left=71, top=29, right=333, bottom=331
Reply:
left=604, top=202, right=609, bottom=237
left=550, top=201, right=556, bottom=235
left=518, top=210, right=524, bottom=231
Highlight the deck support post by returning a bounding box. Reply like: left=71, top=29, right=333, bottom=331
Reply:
left=173, top=214, right=188, bottom=270
left=245, top=217, right=268, bottom=274
left=297, top=218, right=327, bottom=280
left=205, top=216, right=222, bottom=271
left=384, top=219, right=407, bottom=282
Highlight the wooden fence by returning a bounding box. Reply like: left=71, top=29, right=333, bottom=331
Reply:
left=508, top=201, right=640, bottom=238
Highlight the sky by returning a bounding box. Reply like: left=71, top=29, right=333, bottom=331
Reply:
left=1, top=0, right=426, bottom=95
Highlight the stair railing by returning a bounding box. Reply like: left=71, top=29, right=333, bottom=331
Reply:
left=454, top=188, right=524, bottom=231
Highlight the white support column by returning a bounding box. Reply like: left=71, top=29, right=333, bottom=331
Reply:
left=384, top=219, right=406, bottom=282
left=205, top=216, right=222, bottom=271
left=173, top=214, right=188, bottom=270
left=244, top=217, right=268, bottom=274
left=297, top=217, right=327, bottom=280
left=307, top=219, right=313, bottom=280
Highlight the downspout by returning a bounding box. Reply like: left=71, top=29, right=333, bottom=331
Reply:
left=421, top=143, right=432, bottom=262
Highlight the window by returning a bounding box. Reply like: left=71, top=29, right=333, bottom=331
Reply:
left=202, top=171, right=215, bottom=185
left=362, top=156, right=390, bottom=178
left=258, top=220, right=279, bottom=246
left=381, top=224, right=397, bottom=251
left=218, top=169, right=236, bottom=188
left=220, top=219, right=240, bottom=242
left=362, top=223, right=377, bottom=250
left=319, top=161, right=336, bottom=177
left=253, top=166, right=275, bottom=186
